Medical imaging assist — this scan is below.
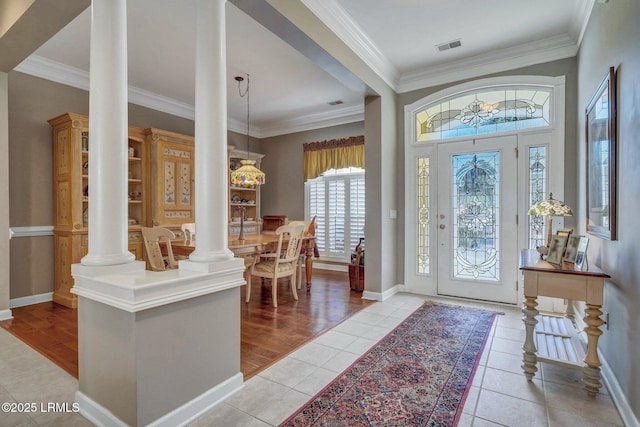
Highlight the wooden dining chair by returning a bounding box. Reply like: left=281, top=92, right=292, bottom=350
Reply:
left=288, top=216, right=316, bottom=290
left=248, top=223, right=306, bottom=307
left=181, top=222, right=196, bottom=240
left=142, top=227, right=178, bottom=271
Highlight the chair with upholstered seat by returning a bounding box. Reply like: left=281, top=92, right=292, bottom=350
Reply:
left=248, top=223, right=306, bottom=307
left=142, top=226, right=178, bottom=271
left=181, top=222, right=196, bottom=240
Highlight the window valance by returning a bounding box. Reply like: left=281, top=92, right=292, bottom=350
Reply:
left=303, top=135, right=364, bottom=181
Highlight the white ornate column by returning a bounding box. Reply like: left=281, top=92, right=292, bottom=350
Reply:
left=82, top=0, right=134, bottom=266
left=71, top=2, right=244, bottom=424
left=187, top=0, right=234, bottom=263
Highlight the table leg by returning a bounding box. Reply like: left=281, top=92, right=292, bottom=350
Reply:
left=304, top=243, right=313, bottom=291
left=583, top=304, right=604, bottom=396
left=522, top=295, right=539, bottom=381
left=565, top=298, right=575, bottom=322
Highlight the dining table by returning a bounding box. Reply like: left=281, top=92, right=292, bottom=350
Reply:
left=171, top=233, right=317, bottom=290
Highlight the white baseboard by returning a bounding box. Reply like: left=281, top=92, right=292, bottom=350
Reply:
left=362, top=284, right=401, bottom=302
left=313, top=262, right=348, bottom=272
left=77, top=372, right=244, bottom=427
left=573, top=308, right=639, bottom=427
left=0, top=309, right=13, bottom=321
left=10, top=292, right=53, bottom=308
left=148, top=372, right=243, bottom=427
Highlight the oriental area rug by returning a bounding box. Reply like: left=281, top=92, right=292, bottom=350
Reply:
left=280, top=301, right=497, bottom=427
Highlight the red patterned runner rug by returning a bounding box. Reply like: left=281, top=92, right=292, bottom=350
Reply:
left=280, top=301, right=497, bottom=427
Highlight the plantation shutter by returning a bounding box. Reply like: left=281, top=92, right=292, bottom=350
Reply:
left=327, top=179, right=346, bottom=255
left=349, top=176, right=366, bottom=252
left=305, top=168, right=365, bottom=262
left=308, top=180, right=325, bottom=253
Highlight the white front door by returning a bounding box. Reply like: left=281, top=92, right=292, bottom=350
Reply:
left=436, top=135, right=518, bottom=304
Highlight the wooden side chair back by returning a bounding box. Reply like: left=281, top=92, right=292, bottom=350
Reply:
left=181, top=222, right=196, bottom=240
left=142, top=226, right=178, bottom=271
left=288, top=216, right=316, bottom=290
left=248, top=223, right=306, bottom=307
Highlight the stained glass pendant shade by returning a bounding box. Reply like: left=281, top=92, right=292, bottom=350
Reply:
left=230, top=74, right=265, bottom=187
left=231, top=159, right=265, bottom=186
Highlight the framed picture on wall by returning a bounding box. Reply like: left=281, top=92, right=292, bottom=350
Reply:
left=585, top=66, right=617, bottom=240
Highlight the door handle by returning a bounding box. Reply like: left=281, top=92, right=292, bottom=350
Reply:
left=439, top=224, right=446, bottom=229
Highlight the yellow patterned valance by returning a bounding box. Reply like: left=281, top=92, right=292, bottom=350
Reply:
left=303, top=135, right=364, bottom=181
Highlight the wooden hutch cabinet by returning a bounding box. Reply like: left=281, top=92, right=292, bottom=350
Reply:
left=228, top=146, right=264, bottom=236
left=144, top=128, right=195, bottom=233
left=48, top=113, right=147, bottom=308
left=50, top=115, right=263, bottom=307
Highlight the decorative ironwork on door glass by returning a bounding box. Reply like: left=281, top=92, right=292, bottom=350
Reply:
left=416, top=88, right=551, bottom=141
left=528, top=146, right=547, bottom=249
left=451, top=152, right=500, bottom=281
left=417, top=157, right=430, bottom=274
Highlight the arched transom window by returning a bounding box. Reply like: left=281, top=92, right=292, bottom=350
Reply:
left=416, top=87, right=552, bottom=141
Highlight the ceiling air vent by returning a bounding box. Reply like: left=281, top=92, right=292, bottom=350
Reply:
left=436, top=39, right=462, bottom=52
left=328, top=100, right=344, bottom=106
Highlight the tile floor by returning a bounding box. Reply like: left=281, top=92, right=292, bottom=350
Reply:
left=0, top=293, right=625, bottom=426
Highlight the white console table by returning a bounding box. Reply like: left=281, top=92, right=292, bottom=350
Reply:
left=519, top=249, right=609, bottom=396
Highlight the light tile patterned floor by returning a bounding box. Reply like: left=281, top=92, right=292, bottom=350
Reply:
left=0, top=294, right=625, bottom=426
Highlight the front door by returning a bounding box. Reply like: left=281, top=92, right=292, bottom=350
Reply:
left=436, top=135, right=518, bottom=304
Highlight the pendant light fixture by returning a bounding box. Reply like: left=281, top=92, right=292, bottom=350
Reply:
left=230, top=74, right=266, bottom=187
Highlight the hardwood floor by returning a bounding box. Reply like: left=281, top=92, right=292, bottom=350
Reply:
left=0, top=269, right=372, bottom=380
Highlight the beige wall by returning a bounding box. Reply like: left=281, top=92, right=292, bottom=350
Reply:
left=270, top=0, right=399, bottom=296
left=7, top=71, right=249, bottom=300
left=1, top=71, right=9, bottom=313
left=395, top=57, right=578, bottom=285
left=577, top=0, right=640, bottom=421
left=259, top=121, right=364, bottom=220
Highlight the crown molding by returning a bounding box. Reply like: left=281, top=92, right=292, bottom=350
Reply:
left=14, top=55, right=90, bottom=90
left=397, top=34, right=578, bottom=93
left=257, top=104, right=363, bottom=138
left=128, top=86, right=195, bottom=121
left=14, top=54, right=359, bottom=138
left=574, top=0, right=596, bottom=47
left=301, top=0, right=399, bottom=90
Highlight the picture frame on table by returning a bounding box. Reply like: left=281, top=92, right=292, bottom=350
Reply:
left=563, top=235, right=582, bottom=263
left=586, top=66, right=617, bottom=240
left=574, top=237, right=590, bottom=270
left=547, top=235, right=568, bottom=265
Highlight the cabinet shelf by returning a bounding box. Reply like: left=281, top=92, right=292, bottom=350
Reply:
left=229, top=152, right=263, bottom=236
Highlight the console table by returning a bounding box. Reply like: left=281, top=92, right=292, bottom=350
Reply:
left=519, top=249, right=609, bottom=396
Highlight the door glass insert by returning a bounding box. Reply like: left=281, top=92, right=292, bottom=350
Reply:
left=417, top=157, right=430, bottom=274
left=528, top=146, right=547, bottom=248
left=451, top=152, right=500, bottom=281
left=416, top=87, right=551, bottom=141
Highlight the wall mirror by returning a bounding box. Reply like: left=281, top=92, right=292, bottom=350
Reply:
left=585, top=66, right=617, bottom=240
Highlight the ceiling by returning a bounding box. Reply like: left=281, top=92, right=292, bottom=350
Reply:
left=15, top=0, right=592, bottom=138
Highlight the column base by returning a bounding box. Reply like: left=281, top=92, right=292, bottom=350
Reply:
left=73, top=260, right=245, bottom=426
left=76, top=373, right=243, bottom=427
